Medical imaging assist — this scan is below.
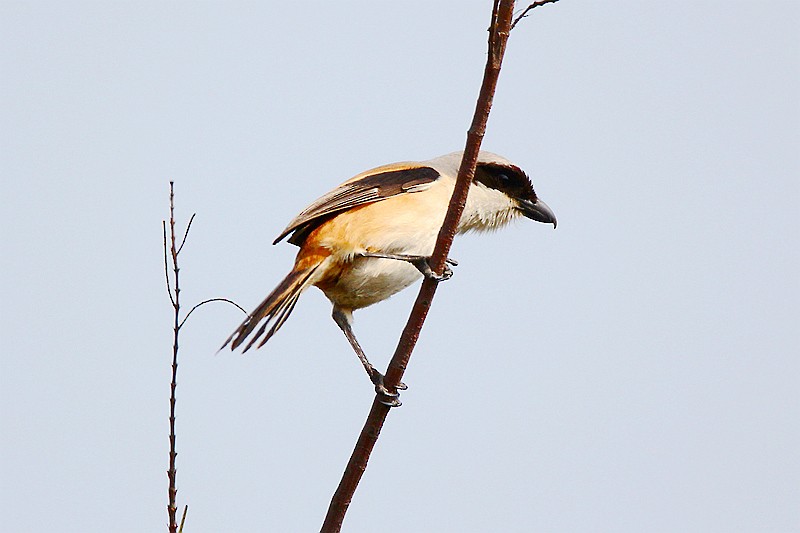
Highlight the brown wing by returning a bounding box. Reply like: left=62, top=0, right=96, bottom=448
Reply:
left=273, top=165, right=441, bottom=245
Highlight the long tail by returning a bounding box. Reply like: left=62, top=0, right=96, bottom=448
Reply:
left=222, top=263, right=322, bottom=352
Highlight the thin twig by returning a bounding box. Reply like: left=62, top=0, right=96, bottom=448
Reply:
left=177, top=213, right=196, bottom=255
left=163, top=222, right=176, bottom=308
left=320, top=1, right=520, bottom=531
left=178, top=505, right=188, bottom=533
left=178, top=298, right=247, bottom=330
left=511, top=0, right=560, bottom=30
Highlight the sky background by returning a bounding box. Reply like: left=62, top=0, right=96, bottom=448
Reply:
left=2, top=1, right=798, bottom=532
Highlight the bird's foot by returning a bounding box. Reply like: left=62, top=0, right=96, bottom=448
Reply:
left=411, top=257, right=458, bottom=282
left=371, top=372, right=408, bottom=407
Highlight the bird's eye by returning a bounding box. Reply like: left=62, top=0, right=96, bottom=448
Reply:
left=497, top=173, right=511, bottom=185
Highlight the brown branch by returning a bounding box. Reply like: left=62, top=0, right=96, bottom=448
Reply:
left=511, top=0, right=560, bottom=30
left=166, top=181, right=180, bottom=533
left=320, top=1, right=519, bottom=531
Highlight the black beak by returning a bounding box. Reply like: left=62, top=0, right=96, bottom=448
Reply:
left=518, top=198, right=557, bottom=228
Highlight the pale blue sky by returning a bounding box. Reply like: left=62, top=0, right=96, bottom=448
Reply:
left=2, top=2, right=798, bottom=532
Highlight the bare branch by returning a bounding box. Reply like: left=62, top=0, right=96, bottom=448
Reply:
left=164, top=183, right=236, bottom=530
left=178, top=297, right=247, bottom=330
left=511, top=0, right=560, bottom=30
left=163, top=221, right=176, bottom=308
left=178, top=505, right=188, bottom=533
left=176, top=213, right=196, bottom=255
left=320, top=1, right=524, bottom=530
left=167, top=182, right=179, bottom=533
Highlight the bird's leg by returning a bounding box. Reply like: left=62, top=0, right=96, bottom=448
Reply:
left=359, top=252, right=458, bottom=282
left=331, top=307, right=407, bottom=407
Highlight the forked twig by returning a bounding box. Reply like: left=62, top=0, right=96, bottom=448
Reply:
left=163, top=183, right=246, bottom=531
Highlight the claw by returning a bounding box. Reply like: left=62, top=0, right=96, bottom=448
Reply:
left=379, top=396, right=402, bottom=408
left=412, top=258, right=454, bottom=282
left=370, top=371, right=406, bottom=407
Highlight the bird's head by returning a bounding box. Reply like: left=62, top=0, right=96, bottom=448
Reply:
left=450, top=150, right=557, bottom=231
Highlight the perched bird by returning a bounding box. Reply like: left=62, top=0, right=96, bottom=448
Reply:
left=223, top=150, right=556, bottom=405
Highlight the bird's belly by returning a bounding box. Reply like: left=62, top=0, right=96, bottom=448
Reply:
left=319, top=257, right=422, bottom=310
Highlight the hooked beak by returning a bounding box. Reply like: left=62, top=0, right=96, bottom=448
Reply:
left=518, top=198, right=557, bottom=228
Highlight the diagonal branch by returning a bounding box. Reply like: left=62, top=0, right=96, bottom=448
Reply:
left=320, top=1, right=520, bottom=531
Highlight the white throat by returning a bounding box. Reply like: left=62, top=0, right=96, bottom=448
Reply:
left=458, top=182, right=520, bottom=233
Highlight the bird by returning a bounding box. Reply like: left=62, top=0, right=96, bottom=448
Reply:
left=222, top=150, right=556, bottom=406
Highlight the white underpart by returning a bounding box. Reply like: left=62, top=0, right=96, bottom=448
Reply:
left=326, top=257, right=423, bottom=309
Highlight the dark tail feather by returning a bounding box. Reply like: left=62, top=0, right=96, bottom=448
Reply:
left=221, top=265, right=319, bottom=352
